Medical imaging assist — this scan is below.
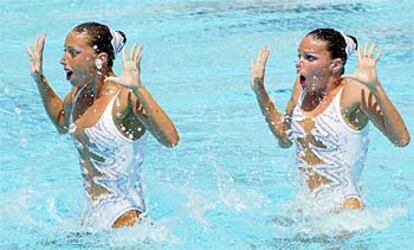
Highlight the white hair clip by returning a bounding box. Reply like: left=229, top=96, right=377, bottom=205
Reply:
left=110, top=29, right=125, bottom=57
left=339, top=31, right=356, bottom=56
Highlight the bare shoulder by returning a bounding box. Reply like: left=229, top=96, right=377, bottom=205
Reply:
left=104, top=83, right=130, bottom=114
left=341, top=79, right=369, bottom=109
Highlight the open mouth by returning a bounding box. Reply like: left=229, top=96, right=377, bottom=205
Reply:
left=299, top=75, right=306, bottom=85
left=64, top=68, right=73, bottom=81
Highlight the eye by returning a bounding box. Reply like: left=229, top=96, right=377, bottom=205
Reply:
left=64, top=48, right=81, bottom=57
left=304, top=54, right=317, bottom=61
left=69, top=49, right=81, bottom=57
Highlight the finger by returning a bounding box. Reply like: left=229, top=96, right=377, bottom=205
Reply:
left=135, top=101, right=144, bottom=113
left=368, top=91, right=373, bottom=108
left=130, top=43, right=137, bottom=62
left=357, top=48, right=363, bottom=61
left=372, top=101, right=378, bottom=112
left=39, top=33, right=46, bottom=55
left=136, top=44, right=143, bottom=69
left=374, top=48, right=383, bottom=63
left=256, top=46, right=267, bottom=64
left=34, top=35, right=39, bottom=51
left=133, top=43, right=141, bottom=63
left=25, top=45, right=33, bottom=58
left=135, top=44, right=143, bottom=63
left=361, top=89, right=367, bottom=110
left=121, top=47, right=127, bottom=66
left=104, top=76, right=120, bottom=83
left=368, top=44, right=376, bottom=58
left=35, top=34, right=42, bottom=53
left=258, top=46, right=269, bottom=65
left=363, top=43, right=368, bottom=56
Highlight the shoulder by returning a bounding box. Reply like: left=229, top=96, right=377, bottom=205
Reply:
left=341, top=78, right=369, bottom=109
left=103, top=83, right=132, bottom=114
left=340, top=79, right=370, bottom=128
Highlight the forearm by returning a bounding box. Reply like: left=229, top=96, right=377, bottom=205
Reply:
left=254, top=85, right=292, bottom=148
left=34, top=75, right=67, bottom=133
left=132, top=85, right=179, bottom=147
left=373, top=83, right=410, bottom=146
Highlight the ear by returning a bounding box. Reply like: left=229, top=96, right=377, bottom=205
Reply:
left=329, top=58, right=343, bottom=76
left=97, top=52, right=109, bottom=66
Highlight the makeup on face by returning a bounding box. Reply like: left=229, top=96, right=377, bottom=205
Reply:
left=296, top=36, right=333, bottom=91
left=60, top=32, right=98, bottom=86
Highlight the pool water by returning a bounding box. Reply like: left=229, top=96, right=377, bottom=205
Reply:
left=1, top=0, right=413, bottom=249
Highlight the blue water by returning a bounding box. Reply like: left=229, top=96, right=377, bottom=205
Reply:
left=1, top=0, right=413, bottom=249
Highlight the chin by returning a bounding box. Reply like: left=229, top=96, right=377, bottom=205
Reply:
left=69, top=79, right=83, bottom=87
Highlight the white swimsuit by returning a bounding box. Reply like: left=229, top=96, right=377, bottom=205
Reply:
left=290, top=86, right=369, bottom=211
left=69, top=90, right=147, bottom=229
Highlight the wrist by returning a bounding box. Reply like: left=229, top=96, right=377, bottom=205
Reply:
left=253, top=84, right=267, bottom=96
left=132, top=83, right=145, bottom=97
left=368, top=81, right=382, bottom=93
left=34, top=74, right=45, bottom=84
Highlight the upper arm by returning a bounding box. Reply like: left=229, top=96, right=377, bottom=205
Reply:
left=342, top=80, right=386, bottom=133
left=57, top=86, right=78, bottom=133
left=127, top=90, right=148, bottom=123
left=285, top=78, right=302, bottom=120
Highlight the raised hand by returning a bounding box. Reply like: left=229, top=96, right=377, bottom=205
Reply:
left=250, top=46, right=270, bottom=92
left=26, top=33, right=46, bottom=81
left=342, top=43, right=383, bottom=91
left=105, top=43, right=143, bottom=90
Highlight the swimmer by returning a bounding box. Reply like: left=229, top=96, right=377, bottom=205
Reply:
left=26, top=22, right=179, bottom=229
left=250, top=28, right=410, bottom=212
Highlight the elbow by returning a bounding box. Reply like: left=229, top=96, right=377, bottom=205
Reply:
left=278, top=139, right=292, bottom=149
left=164, top=133, right=180, bottom=148
left=394, top=133, right=410, bottom=147
left=57, top=126, right=68, bottom=134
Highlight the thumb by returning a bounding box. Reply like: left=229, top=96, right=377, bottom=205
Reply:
left=104, top=76, right=120, bottom=83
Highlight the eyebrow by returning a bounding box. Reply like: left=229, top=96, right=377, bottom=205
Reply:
left=298, top=50, right=317, bottom=54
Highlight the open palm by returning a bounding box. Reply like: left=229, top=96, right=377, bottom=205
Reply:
left=26, top=33, right=46, bottom=81
left=105, top=43, right=143, bottom=90
left=250, top=46, right=270, bottom=92
left=342, top=43, right=382, bottom=91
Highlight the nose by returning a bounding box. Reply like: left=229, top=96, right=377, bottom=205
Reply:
left=60, top=53, right=68, bottom=65
left=296, top=59, right=303, bottom=71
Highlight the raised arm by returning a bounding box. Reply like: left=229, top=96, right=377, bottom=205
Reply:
left=250, top=46, right=295, bottom=148
left=26, top=33, right=74, bottom=133
left=105, top=44, right=179, bottom=147
left=342, top=43, right=410, bottom=147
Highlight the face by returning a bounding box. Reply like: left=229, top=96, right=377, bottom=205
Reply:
left=60, top=31, right=99, bottom=87
left=296, top=35, right=334, bottom=93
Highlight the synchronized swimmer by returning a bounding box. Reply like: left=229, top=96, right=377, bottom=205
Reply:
left=27, top=22, right=179, bottom=229
left=250, top=28, right=409, bottom=211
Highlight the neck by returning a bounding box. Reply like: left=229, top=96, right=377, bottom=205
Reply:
left=303, top=76, right=342, bottom=110
left=84, top=69, right=114, bottom=98
left=324, top=76, right=342, bottom=94
left=307, top=76, right=342, bottom=97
